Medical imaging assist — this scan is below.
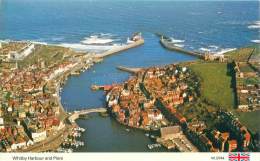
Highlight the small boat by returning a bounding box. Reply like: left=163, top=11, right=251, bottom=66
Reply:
left=125, top=128, right=130, bottom=132
left=147, top=143, right=161, bottom=150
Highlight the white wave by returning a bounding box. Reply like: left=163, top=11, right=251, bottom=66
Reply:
left=209, top=45, right=219, bottom=49
left=51, top=37, right=64, bottom=41
left=58, top=43, right=115, bottom=52
left=251, top=40, right=260, bottom=43
left=215, top=48, right=236, bottom=55
left=0, top=40, right=8, bottom=43
left=30, top=41, right=48, bottom=45
left=248, top=25, right=260, bottom=29
left=80, top=33, right=119, bottom=45
left=99, top=33, right=114, bottom=36
left=199, top=48, right=211, bottom=52
left=248, top=21, right=260, bottom=29
left=169, top=37, right=185, bottom=43
left=174, top=44, right=184, bottom=48
left=81, top=36, right=114, bottom=45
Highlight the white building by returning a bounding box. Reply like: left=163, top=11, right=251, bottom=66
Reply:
left=26, top=140, right=34, bottom=147
left=8, top=43, right=35, bottom=61
left=46, top=63, right=77, bottom=81
left=0, top=117, right=4, bottom=125
left=11, top=141, right=27, bottom=150
left=31, top=130, right=47, bottom=143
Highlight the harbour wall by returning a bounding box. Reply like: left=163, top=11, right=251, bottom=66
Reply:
left=116, top=66, right=142, bottom=74
left=95, top=39, right=144, bottom=58
left=160, top=38, right=204, bottom=59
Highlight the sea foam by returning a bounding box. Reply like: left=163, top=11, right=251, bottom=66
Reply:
left=169, top=37, right=185, bottom=43
left=251, top=40, right=260, bottom=43
left=81, top=33, right=118, bottom=45
left=248, top=21, right=260, bottom=29
left=215, top=48, right=236, bottom=55
left=59, top=43, right=114, bottom=52
left=199, top=46, right=236, bottom=55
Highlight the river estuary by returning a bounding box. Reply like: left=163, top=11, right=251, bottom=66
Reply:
left=60, top=33, right=195, bottom=152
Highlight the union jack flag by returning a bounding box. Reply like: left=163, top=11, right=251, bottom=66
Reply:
left=229, top=152, right=250, bottom=161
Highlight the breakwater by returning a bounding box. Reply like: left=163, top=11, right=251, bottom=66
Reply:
left=95, top=39, right=144, bottom=58
left=160, top=38, right=204, bottom=59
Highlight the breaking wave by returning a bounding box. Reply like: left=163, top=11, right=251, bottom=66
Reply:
left=58, top=33, right=122, bottom=53
left=215, top=48, right=236, bottom=55
left=80, top=33, right=118, bottom=45
left=167, top=37, right=185, bottom=48
left=58, top=43, right=116, bottom=52
left=174, top=44, right=185, bottom=48
left=248, top=21, right=260, bottom=29
left=169, top=37, right=185, bottom=43
left=251, top=40, right=260, bottom=43
left=30, top=41, right=48, bottom=45
left=199, top=48, right=211, bottom=52
left=199, top=46, right=236, bottom=55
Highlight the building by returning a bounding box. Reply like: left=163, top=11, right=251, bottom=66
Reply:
left=8, top=43, right=35, bottom=61
left=160, top=125, right=182, bottom=140
left=30, top=129, right=47, bottom=143
left=228, top=140, right=237, bottom=152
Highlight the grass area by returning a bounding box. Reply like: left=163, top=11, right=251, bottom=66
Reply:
left=225, top=47, right=254, bottom=62
left=18, top=45, right=68, bottom=68
left=188, top=62, right=235, bottom=109
left=250, top=44, right=260, bottom=61
left=239, top=63, right=256, bottom=73
left=243, top=77, right=260, bottom=85
left=236, top=111, right=260, bottom=133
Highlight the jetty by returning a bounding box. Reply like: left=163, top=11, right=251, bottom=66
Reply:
left=95, top=33, right=144, bottom=58
left=160, top=36, right=205, bottom=59
left=116, top=66, right=142, bottom=74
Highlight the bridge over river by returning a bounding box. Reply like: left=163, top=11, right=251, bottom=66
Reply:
left=68, top=107, right=107, bottom=122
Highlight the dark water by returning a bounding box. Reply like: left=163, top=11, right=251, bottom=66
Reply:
left=1, top=0, right=259, bottom=152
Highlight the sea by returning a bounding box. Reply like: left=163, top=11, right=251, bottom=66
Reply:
left=0, top=0, right=259, bottom=152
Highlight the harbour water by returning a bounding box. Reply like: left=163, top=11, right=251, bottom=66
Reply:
left=0, top=0, right=259, bottom=152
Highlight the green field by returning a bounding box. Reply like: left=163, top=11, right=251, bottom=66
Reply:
left=236, top=111, right=260, bottom=133
left=18, top=45, right=76, bottom=68
left=189, top=62, right=235, bottom=109
left=225, top=47, right=254, bottom=62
